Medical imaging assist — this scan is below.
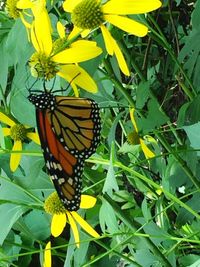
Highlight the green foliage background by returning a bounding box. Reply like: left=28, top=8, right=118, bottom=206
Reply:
left=1, top=0, right=200, bottom=266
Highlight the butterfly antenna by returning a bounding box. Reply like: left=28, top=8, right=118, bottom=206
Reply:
left=50, top=76, right=56, bottom=93
left=53, top=72, right=81, bottom=94
left=27, top=77, right=40, bottom=94
left=43, top=79, right=48, bottom=93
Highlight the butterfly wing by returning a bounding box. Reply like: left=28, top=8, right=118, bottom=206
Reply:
left=36, top=108, right=82, bottom=211
left=35, top=97, right=101, bottom=211
left=48, top=97, right=101, bottom=159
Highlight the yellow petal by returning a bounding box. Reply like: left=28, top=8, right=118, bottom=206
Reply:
left=71, top=211, right=100, bottom=238
left=105, top=15, right=148, bottom=37
left=31, top=0, right=47, bottom=17
left=57, top=21, right=65, bottom=38
left=101, top=26, right=130, bottom=75
left=26, top=132, right=41, bottom=145
left=16, top=0, right=33, bottom=9
left=140, top=139, right=155, bottom=159
left=68, top=26, right=82, bottom=40
left=19, top=13, right=31, bottom=29
left=112, top=38, right=130, bottom=76
left=80, top=195, right=97, bottom=209
left=10, top=141, right=22, bottom=172
left=58, top=65, right=97, bottom=93
left=130, top=108, right=138, bottom=132
left=43, top=241, right=51, bottom=267
left=51, top=213, right=66, bottom=237
left=52, top=44, right=102, bottom=64
left=0, top=112, right=15, bottom=127
left=31, top=9, right=52, bottom=55
left=67, top=211, right=80, bottom=248
left=80, top=29, right=91, bottom=38
left=100, top=25, right=114, bottom=55
left=63, top=0, right=83, bottom=12
left=102, top=0, right=162, bottom=15
left=2, top=128, right=11, bottom=136
left=71, top=83, right=79, bottom=97
left=71, top=40, right=98, bottom=48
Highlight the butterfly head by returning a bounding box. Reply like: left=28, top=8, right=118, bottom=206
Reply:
left=28, top=92, right=56, bottom=110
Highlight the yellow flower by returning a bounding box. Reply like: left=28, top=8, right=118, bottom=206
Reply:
left=43, top=193, right=99, bottom=267
left=5, top=0, right=47, bottom=40
left=130, top=108, right=155, bottom=159
left=63, top=0, right=162, bottom=76
left=0, top=112, right=40, bottom=172
left=29, top=14, right=102, bottom=95
left=16, top=0, right=46, bottom=17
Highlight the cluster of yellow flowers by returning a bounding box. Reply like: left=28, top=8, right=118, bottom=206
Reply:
left=2, top=0, right=161, bottom=265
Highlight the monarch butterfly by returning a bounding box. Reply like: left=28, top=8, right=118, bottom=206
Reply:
left=28, top=90, right=101, bottom=211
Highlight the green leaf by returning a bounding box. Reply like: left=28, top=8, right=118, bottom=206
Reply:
left=141, top=198, right=152, bottom=222
left=183, top=122, right=200, bottom=155
left=0, top=204, right=26, bottom=245
left=102, top=143, right=119, bottom=194
left=179, top=254, right=200, bottom=266
left=134, top=248, right=161, bottom=267
left=176, top=194, right=200, bottom=227
left=136, top=81, right=150, bottom=109
left=178, top=95, right=200, bottom=126
left=137, top=98, right=169, bottom=132
left=99, top=200, right=118, bottom=234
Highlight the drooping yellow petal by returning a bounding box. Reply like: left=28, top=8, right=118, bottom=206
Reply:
left=71, top=211, right=100, bottom=238
left=100, top=25, right=114, bottom=55
left=80, top=195, right=97, bottom=209
left=57, top=21, right=65, bottom=38
left=2, top=128, right=11, bottom=136
left=112, top=38, right=130, bottom=76
left=31, top=24, right=39, bottom=52
left=0, top=112, right=15, bottom=127
left=43, top=241, right=51, bottom=267
left=63, top=0, right=83, bottom=12
left=130, top=108, right=138, bottom=132
left=105, top=15, right=148, bottom=37
left=19, top=13, right=31, bottom=29
left=58, top=65, right=97, bottom=93
left=31, top=9, right=52, bottom=55
left=51, top=213, right=66, bottom=237
left=101, top=25, right=130, bottom=75
left=16, top=0, right=33, bottom=9
left=102, top=0, right=162, bottom=15
left=31, top=0, right=47, bottom=17
left=26, top=132, right=41, bottom=145
left=67, top=211, right=80, bottom=248
left=140, top=139, right=155, bottom=159
left=10, top=141, right=22, bottom=172
left=52, top=43, right=102, bottom=64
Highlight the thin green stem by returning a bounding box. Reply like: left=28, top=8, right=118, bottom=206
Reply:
left=102, top=58, right=135, bottom=108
